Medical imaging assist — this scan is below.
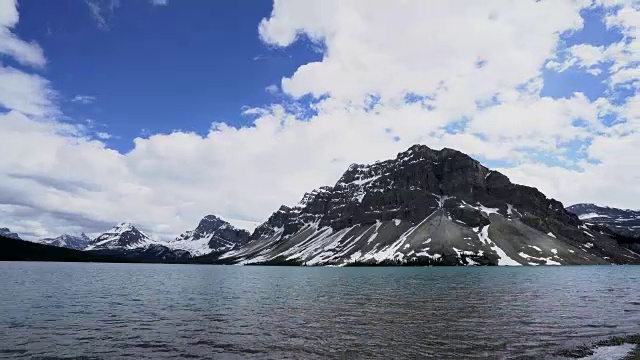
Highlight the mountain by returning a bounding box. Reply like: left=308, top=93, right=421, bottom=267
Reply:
left=84, top=222, right=192, bottom=261
left=567, top=203, right=640, bottom=254
left=85, top=223, right=157, bottom=250
left=38, top=233, right=91, bottom=250
left=0, top=235, right=138, bottom=263
left=167, top=215, right=250, bottom=256
left=0, top=227, right=20, bottom=240
left=567, top=203, right=640, bottom=238
left=220, top=145, right=640, bottom=266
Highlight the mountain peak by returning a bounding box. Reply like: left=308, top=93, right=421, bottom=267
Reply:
left=202, top=214, right=222, bottom=221
left=114, top=222, right=135, bottom=231
left=0, top=227, right=21, bottom=240
left=39, top=233, right=91, bottom=250
left=168, top=215, right=250, bottom=256
left=86, top=222, right=154, bottom=251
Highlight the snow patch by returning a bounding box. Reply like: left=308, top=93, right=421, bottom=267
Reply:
left=518, top=252, right=562, bottom=265
left=578, top=213, right=605, bottom=220
left=477, top=204, right=499, bottom=215
left=477, top=225, right=521, bottom=266
left=547, top=232, right=557, bottom=238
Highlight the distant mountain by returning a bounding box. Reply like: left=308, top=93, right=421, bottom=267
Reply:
left=38, top=233, right=91, bottom=250
left=84, top=222, right=193, bottom=261
left=220, top=145, right=640, bottom=266
left=567, top=203, right=640, bottom=238
left=0, top=228, right=20, bottom=240
left=167, top=215, right=250, bottom=256
left=86, top=223, right=157, bottom=251
left=0, top=235, right=136, bottom=263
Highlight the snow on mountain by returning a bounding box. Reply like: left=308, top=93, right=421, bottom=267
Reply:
left=0, top=227, right=20, bottom=240
left=221, top=145, right=640, bottom=266
left=167, top=215, right=250, bottom=256
left=85, top=223, right=158, bottom=251
left=38, top=233, right=92, bottom=250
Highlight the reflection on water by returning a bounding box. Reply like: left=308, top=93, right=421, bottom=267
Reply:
left=0, top=262, right=638, bottom=359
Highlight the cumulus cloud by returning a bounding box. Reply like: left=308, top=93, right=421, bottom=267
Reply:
left=0, top=0, right=638, bottom=241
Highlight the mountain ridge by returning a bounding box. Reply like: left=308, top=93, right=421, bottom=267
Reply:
left=38, top=233, right=92, bottom=250
left=221, top=145, right=640, bottom=266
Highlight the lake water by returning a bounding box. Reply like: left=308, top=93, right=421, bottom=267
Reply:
left=0, top=262, right=638, bottom=359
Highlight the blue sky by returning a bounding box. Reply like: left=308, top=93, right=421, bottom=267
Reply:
left=14, top=0, right=322, bottom=150
left=7, top=1, right=632, bottom=155
left=0, top=0, right=638, bottom=239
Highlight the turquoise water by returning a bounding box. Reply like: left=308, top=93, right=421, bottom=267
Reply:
left=0, top=262, right=638, bottom=359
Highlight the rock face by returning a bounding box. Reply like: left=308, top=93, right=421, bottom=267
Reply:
left=86, top=223, right=157, bottom=250
left=0, top=228, right=20, bottom=240
left=567, top=203, right=640, bottom=238
left=167, top=215, right=250, bottom=256
left=221, top=145, right=640, bottom=266
left=39, top=233, right=91, bottom=250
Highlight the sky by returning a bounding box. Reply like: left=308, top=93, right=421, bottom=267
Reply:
left=0, top=0, right=638, bottom=240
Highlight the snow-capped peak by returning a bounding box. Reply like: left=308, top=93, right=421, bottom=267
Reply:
left=86, top=222, right=156, bottom=251
left=166, top=215, right=250, bottom=256
left=113, top=222, right=135, bottom=233
left=38, top=233, right=91, bottom=250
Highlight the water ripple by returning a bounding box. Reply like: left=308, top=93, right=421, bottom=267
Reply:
left=0, top=263, right=638, bottom=359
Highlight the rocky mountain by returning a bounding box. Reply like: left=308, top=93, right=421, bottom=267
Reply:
left=220, top=145, right=640, bottom=266
left=84, top=222, right=191, bottom=261
left=167, top=215, right=250, bottom=256
left=38, top=233, right=92, bottom=250
left=567, top=203, right=640, bottom=238
left=0, top=227, right=20, bottom=240
left=85, top=223, right=157, bottom=251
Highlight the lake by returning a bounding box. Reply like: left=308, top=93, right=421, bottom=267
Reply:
left=0, top=262, right=638, bottom=359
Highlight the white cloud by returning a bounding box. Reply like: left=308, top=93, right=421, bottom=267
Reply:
left=0, top=0, right=46, bottom=67
left=0, top=0, right=639, bottom=242
left=265, top=84, right=279, bottom=94
left=150, top=0, right=168, bottom=6
left=71, top=95, right=97, bottom=104
left=83, top=0, right=121, bottom=31
left=0, top=65, right=56, bottom=116
left=95, top=132, right=112, bottom=140
left=548, top=3, right=640, bottom=89
left=259, top=0, right=585, bottom=108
